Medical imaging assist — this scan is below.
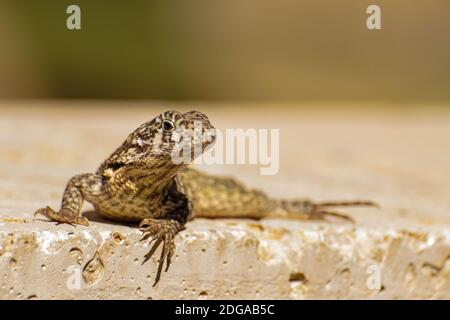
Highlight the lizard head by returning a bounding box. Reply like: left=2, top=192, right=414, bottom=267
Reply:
left=101, top=110, right=215, bottom=186
left=131, top=110, right=216, bottom=166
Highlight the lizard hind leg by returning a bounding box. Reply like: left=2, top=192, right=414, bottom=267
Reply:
left=278, top=199, right=379, bottom=222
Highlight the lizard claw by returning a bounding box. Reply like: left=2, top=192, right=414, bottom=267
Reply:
left=314, top=210, right=355, bottom=223
left=306, top=200, right=378, bottom=222
left=139, top=218, right=179, bottom=286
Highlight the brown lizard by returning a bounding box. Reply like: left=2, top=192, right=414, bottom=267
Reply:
left=35, top=110, right=377, bottom=286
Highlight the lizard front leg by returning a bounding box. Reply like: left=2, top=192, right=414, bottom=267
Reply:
left=139, top=181, right=189, bottom=286
left=35, top=173, right=102, bottom=226
left=139, top=218, right=184, bottom=286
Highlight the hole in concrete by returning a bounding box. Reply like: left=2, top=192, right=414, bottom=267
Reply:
left=199, top=291, right=208, bottom=297
left=69, top=247, right=83, bottom=263
left=340, top=268, right=350, bottom=275
left=82, top=252, right=105, bottom=285
left=223, top=261, right=228, bottom=265
left=9, top=258, right=17, bottom=271
left=380, top=285, right=386, bottom=291
left=27, top=295, right=37, bottom=300
left=422, top=262, right=440, bottom=277
left=405, top=263, right=416, bottom=284
left=289, top=272, right=307, bottom=283
left=146, top=296, right=153, bottom=300
left=111, top=232, right=126, bottom=243
left=340, top=268, right=352, bottom=282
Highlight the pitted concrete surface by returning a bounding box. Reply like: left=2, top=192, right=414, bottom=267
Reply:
left=1, top=102, right=450, bottom=299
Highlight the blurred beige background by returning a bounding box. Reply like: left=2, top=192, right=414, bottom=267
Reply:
left=1, top=0, right=449, bottom=102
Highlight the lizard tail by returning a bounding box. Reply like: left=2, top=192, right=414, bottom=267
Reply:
left=273, top=199, right=379, bottom=221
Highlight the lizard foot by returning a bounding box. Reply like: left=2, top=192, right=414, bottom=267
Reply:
left=34, top=206, right=89, bottom=226
left=139, top=218, right=180, bottom=286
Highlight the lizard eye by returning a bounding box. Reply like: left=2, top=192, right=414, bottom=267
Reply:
left=162, top=120, right=175, bottom=132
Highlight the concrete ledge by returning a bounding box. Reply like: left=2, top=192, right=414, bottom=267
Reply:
left=1, top=103, right=450, bottom=299
left=1, top=216, right=449, bottom=299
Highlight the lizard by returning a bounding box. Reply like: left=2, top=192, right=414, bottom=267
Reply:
left=35, top=110, right=377, bottom=286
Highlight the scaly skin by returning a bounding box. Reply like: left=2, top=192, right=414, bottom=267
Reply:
left=35, top=110, right=377, bottom=286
